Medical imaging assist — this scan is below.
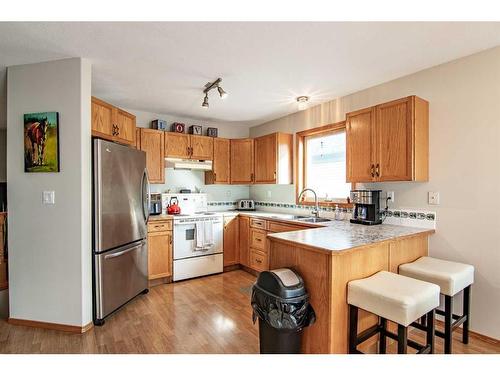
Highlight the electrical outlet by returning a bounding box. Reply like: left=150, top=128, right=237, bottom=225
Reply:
left=42, top=190, right=55, bottom=205
left=428, top=191, right=440, bottom=205
left=226, top=190, right=231, bottom=197
left=267, top=190, right=272, bottom=198
left=387, top=191, right=395, bottom=204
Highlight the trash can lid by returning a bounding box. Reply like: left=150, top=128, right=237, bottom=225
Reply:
left=255, top=268, right=306, bottom=299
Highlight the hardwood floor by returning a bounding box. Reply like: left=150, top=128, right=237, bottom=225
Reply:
left=0, top=269, right=498, bottom=354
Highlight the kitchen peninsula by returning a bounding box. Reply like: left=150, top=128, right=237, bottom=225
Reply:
left=267, top=221, right=434, bottom=354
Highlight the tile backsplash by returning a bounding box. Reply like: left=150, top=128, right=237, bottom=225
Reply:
left=207, top=200, right=436, bottom=229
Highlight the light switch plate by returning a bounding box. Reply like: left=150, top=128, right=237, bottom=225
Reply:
left=428, top=191, right=439, bottom=205
left=42, top=191, right=55, bottom=205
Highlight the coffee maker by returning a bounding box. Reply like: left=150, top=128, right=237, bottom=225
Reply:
left=350, top=190, right=382, bottom=225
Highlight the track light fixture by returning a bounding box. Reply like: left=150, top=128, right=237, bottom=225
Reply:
left=202, top=94, right=209, bottom=108
left=202, top=78, right=228, bottom=108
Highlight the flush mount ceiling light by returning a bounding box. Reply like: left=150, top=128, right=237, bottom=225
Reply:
left=202, top=77, right=228, bottom=108
left=296, top=96, right=310, bottom=111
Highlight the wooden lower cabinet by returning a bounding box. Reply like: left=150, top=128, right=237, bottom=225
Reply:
left=239, top=216, right=250, bottom=267
left=147, top=220, right=172, bottom=282
left=223, top=215, right=239, bottom=267
left=250, top=248, right=268, bottom=272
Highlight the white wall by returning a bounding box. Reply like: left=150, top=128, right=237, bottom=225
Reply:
left=124, top=108, right=252, bottom=200
left=7, top=58, right=92, bottom=327
left=0, top=129, right=6, bottom=182
left=249, top=46, right=500, bottom=339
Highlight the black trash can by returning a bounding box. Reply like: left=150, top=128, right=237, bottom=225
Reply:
left=251, top=268, right=316, bottom=354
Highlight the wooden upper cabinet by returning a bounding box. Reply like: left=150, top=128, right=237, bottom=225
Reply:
left=346, top=107, right=376, bottom=182
left=165, top=133, right=190, bottom=159
left=164, top=133, right=213, bottom=160
left=346, top=95, right=429, bottom=183
left=206, top=137, right=230, bottom=184
left=375, top=97, right=413, bottom=181
left=254, top=132, right=293, bottom=184
left=91, top=97, right=114, bottom=137
left=223, top=215, right=240, bottom=267
left=91, top=97, right=136, bottom=146
left=230, top=138, right=254, bottom=184
left=190, top=135, right=213, bottom=160
left=138, top=128, right=165, bottom=184
left=115, top=109, right=136, bottom=145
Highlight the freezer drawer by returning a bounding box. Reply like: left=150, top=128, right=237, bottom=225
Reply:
left=173, top=253, right=223, bottom=281
left=94, top=239, right=148, bottom=320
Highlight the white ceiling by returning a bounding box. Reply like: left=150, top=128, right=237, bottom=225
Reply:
left=1, top=22, right=500, bottom=129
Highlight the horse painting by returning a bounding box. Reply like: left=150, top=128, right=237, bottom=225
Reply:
left=24, top=112, right=60, bottom=173
left=26, top=118, right=48, bottom=166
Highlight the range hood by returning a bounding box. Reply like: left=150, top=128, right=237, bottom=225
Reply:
left=165, top=158, right=213, bottom=171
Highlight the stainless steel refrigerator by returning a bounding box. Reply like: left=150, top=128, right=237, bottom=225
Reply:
left=92, top=139, right=150, bottom=325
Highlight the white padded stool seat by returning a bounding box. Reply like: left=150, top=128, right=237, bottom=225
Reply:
left=399, top=256, right=474, bottom=296
left=348, top=271, right=440, bottom=327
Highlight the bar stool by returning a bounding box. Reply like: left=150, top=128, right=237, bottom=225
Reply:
left=399, top=256, right=474, bottom=354
left=348, top=271, right=440, bottom=354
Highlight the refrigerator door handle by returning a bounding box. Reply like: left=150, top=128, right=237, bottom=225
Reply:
left=141, top=168, right=150, bottom=223
left=104, top=240, right=146, bottom=260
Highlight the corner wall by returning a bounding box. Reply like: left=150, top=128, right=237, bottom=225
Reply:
left=249, top=46, right=500, bottom=339
left=7, top=58, right=92, bottom=327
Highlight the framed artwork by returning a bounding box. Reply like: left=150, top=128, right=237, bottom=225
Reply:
left=24, top=112, right=60, bottom=173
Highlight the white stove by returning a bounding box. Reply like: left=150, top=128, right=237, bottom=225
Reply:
left=161, top=194, right=224, bottom=281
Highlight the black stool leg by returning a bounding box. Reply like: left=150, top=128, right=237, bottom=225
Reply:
left=420, top=314, right=427, bottom=327
left=444, top=295, right=454, bottom=354
left=426, top=310, right=435, bottom=354
left=349, top=305, right=359, bottom=354
left=397, top=324, right=408, bottom=354
left=463, top=286, right=471, bottom=344
left=379, top=317, right=387, bottom=354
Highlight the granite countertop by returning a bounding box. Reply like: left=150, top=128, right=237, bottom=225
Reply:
left=267, top=220, right=434, bottom=254
left=216, top=209, right=434, bottom=254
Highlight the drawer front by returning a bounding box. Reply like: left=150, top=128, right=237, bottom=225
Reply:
left=148, top=221, right=172, bottom=232
left=267, top=221, right=307, bottom=233
left=250, top=249, right=268, bottom=272
left=250, top=218, right=267, bottom=230
left=250, top=228, right=267, bottom=251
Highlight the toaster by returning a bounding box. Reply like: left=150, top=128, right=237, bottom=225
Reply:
left=237, top=199, right=255, bottom=211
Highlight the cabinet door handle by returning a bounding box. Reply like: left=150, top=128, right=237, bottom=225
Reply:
left=370, top=164, right=375, bottom=178
left=250, top=173, right=254, bottom=182
left=273, top=171, right=276, bottom=180
left=375, top=163, right=380, bottom=177
left=255, top=259, right=262, bottom=264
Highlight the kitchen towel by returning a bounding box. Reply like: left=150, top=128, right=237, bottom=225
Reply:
left=195, top=221, right=204, bottom=249
left=203, top=220, right=214, bottom=247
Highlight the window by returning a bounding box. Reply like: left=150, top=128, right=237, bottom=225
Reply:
left=296, top=122, right=352, bottom=205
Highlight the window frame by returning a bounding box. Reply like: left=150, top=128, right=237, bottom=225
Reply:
left=295, top=121, right=355, bottom=208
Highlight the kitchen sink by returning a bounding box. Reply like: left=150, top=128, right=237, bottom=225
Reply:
left=296, top=217, right=332, bottom=223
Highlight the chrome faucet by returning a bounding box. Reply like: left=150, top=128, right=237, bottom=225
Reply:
left=298, top=188, right=320, bottom=218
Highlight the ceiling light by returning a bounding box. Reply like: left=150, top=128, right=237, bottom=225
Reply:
left=296, top=96, right=309, bottom=111
left=202, top=78, right=228, bottom=108
left=202, top=94, right=209, bottom=108
left=217, top=86, right=228, bottom=99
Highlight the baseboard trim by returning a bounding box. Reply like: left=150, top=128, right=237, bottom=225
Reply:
left=240, top=264, right=259, bottom=277
left=223, top=264, right=241, bottom=272
left=8, top=318, right=93, bottom=334
left=435, top=320, right=500, bottom=346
